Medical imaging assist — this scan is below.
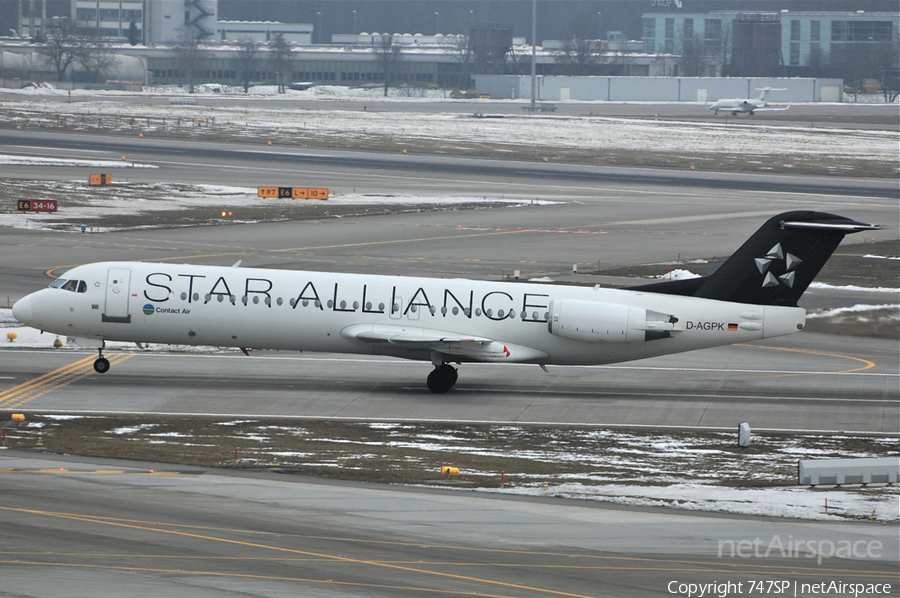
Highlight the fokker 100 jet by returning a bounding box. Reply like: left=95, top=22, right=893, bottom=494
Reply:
left=12, top=211, right=877, bottom=393
left=708, top=87, right=789, bottom=115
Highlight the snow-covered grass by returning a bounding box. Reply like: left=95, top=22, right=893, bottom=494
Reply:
left=0, top=177, right=556, bottom=232
left=2, top=92, right=895, bottom=169
left=481, top=482, right=897, bottom=522
left=0, top=155, right=158, bottom=169
left=11, top=412, right=895, bottom=522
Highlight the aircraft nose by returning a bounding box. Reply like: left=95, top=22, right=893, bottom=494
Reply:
left=12, top=295, right=34, bottom=325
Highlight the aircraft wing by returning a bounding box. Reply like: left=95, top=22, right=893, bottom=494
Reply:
left=341, top=324, right=548, bottom=362
left=754, top=104, right=791, bottom=111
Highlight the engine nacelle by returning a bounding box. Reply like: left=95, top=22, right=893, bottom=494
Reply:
left=548, top=300, right=677, bottom=343
left=547, top=300, right=642, bottom=343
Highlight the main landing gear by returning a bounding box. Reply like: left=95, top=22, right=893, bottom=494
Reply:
left=94, top=347, right=110, bottom=374
left=427, top=363, right=458, bottom=394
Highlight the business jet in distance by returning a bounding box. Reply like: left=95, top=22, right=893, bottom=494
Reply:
left=708, top=87, right=790, bottom=115
left=13, top=211, right=877, bottom=394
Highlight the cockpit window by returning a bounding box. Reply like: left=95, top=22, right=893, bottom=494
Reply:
left=50, top=279, right=87, bottom=292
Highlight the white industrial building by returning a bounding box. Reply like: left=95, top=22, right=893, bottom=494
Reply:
left=472, top=75, right=843, bottom=102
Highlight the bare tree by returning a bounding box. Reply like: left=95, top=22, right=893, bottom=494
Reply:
left=73, top=27, right=116, bottom=83
left=35, top=17, right=87, bottom=81
left=553, top=15, right=607, bottom=76
left=807, top=45, right=827, bottom=68
left=174, top=28, right=209, bottom=93
left=232, top=38, right=260, bottom=93
left=450, top=34, right=473, bottom=90
left=831, top=42, right=894, bottom=98
left=268, top=33, right=293, bottom=94
left=871, top=39, right=899, bottom=102
left=676, top=30, right=708, bottom=77
left=373, top=34, right=403, bottom=97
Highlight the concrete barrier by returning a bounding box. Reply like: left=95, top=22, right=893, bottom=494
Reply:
left=798, top=457, right=898, bottom=486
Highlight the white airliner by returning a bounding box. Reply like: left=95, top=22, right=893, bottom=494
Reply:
left=12, top=211, right=877, bottom=393
left=708, top=87, right=789, bottom=115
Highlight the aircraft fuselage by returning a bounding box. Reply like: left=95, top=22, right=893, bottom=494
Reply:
left=14, top=261, right=805, bottom=367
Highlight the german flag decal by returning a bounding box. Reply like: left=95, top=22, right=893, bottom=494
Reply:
left=728, top=323, right=739, bottom=331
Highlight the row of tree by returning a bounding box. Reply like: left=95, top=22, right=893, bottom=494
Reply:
left=180, top=31, right=403, bottom=96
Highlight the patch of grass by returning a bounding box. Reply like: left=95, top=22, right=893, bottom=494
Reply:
left=3, top=417, right=896, bottom=491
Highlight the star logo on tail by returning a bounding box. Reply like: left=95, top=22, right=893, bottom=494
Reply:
left=755, top=243, right=801, bottom=288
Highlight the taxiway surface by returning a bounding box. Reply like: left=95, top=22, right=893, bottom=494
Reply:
left=0, top=330, right=897, bottom=433
left=1, top=451, right=896, bottom=598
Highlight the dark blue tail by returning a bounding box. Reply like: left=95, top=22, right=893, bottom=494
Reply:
left=629, top=211, right=879, bottom=307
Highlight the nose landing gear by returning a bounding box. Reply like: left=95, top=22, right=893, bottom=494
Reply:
left=94, top=347, right=110, bottom=374
left=426, top=363, right=458, bottom=394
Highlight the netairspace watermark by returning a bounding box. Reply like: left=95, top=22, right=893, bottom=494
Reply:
left=667, top=580, right=893, bottom=598
left=718, top=535, right=883, bottom=565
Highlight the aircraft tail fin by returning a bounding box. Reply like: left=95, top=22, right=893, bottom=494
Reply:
left=629, top=211, right=879, bottom=306
left=755, top=87, right=786, bottom=102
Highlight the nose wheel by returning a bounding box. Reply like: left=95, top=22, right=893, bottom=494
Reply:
left=427, top=364, right=458, bottom=394
left=94, top=348, right=110, bottom=374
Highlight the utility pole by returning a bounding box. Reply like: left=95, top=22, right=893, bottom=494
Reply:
left=530, top=0, right=537, bottom=111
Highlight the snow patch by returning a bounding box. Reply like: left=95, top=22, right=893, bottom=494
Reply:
left=647, top=269, right=701, bottom=280
left=808, top=283, right=899, bottom=293
left=0, top=155, right=158, bottom=169
left=807, top=304, right=900, bottom=319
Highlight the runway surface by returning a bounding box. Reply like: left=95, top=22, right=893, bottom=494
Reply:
left=0, top=450, right=896, bottom=598
left=2, top=129, right=898, bottom=199
left=0, top=330, right=896, bottom=433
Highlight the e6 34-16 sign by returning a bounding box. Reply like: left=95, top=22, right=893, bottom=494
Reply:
left=18, top=200, right=58, bottom=213
left=258, top=187, right=329, bottom=200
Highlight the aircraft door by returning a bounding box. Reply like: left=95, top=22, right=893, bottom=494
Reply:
left=102, top=268, right=132, bottom=323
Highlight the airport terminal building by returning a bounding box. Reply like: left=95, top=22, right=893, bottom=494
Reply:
left=1, top=4, right=896, bottom=98
left=641, top=10, right=899, bottom=74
